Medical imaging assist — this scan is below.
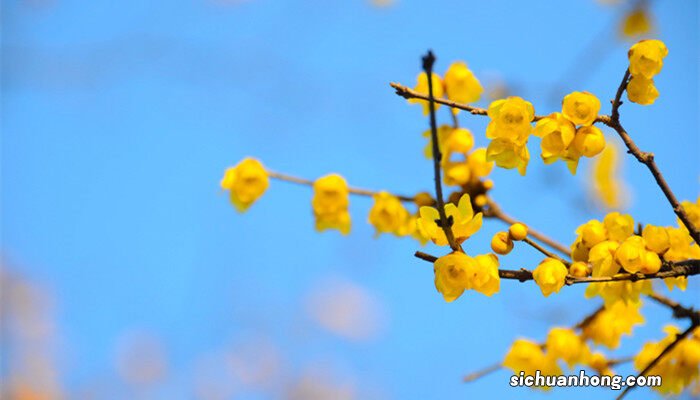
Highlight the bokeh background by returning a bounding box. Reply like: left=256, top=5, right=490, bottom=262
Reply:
left=2, top=0, right=699, bottom=399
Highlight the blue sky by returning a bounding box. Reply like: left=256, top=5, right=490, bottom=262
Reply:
left=2, top=0, right=698, bottom=398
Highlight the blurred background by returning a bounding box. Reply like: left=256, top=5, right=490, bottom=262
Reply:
left=1, top=0, right=698, bottom=399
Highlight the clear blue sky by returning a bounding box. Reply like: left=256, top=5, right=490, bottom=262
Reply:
left=2, top=0, right=698, bottom=398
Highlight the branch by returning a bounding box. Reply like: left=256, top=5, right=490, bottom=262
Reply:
left=422, top=51, right=461, bottom=252
left=391, top=82, right=610, bottom=124
left=647, top=292, right=700, bottom=324
left=483, top=199, right=571, bottom=257
left=616, top=322, right=699, bottom=400
left=599, top=68, right=700, bottom=245
left=414, top=251, right=700, bottom=285
left=522, top=237, right=571, bottom=267
left=267, top=170, right=416, bottom=202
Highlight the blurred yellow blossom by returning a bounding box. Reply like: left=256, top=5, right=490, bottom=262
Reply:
left=620, top=7, right=653, bottom=38
left=546, top=327, right=590, bottom=368
left=443, top=61, right=483, bottom=105
left=409, top=72, right=444, bottom=115
left=220, top=157, right=270, bottom=212
left=368, top=191, right=409, bottom=236
left=312, top=174, right=351, bottom=234
left=582, top=301, right=644, bottom=349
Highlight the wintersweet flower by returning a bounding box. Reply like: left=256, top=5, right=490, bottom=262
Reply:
left=582, top=301, right=645, bottom=349
left=614, top=235, right=646, bottom=273
left=628, top=39, right=668, bottom=79
left=588, top=352, right=615, bottom=376
left=485, top=138, right=530, bottom=176
left=368, top=191, right=409, bottom=236
left=642, top=225, right=670, bottom=254
left=433, top=252, right=473, bottom=302
left=486, top=97, right=534, bottom=144
left=603, top=212, right=635, bottom=243
left=409, top=72, right=444, bottom=115
left=546, top=327, right=590, bottom=368
left=591, top=143, right=625, bottom=210
left=417, top=193, right=482, bottom=246
left=562, top=91, right=601, bottom=126
left=443, top=61, right=483, bottom=105
left=220, top=157, right=270, bottom=212
left=508, top=223, right=528, bottom=241
left=627, top=75, right=659, bottom=105
left=532, top=258, right=568, bottom=297
left=432, top=251, right=500, bottom=301
left=680, top=197, right=700, bottom=231
left=533, top=113, right=576, bottom=164
left=312, top=174, right=351, bottom=234
left=572, top=126, right=606, bottom=157
left=471, top=253, right=501, bottom=296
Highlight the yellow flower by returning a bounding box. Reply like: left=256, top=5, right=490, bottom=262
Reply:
left=409, top=72, right=444, bottom=115
left=417, top=194, right=483, bottom=246
left=664, top=227, right=697, bottom=261
left=628, top=39, right=668, bottom=80
left=582, top=301, right=644, bottom=349
left=577, top=219, right=607, bottom=248
left=642, top=225, right=670, bottom=254
left=490, top=231, right=513, bottom=255
left=486, top=138, right=530, bottom=176
left=603, top=212, right=635, bottom=242
left=433, top=252, right=501, bottom=301
left=640, top=250, right=661, bottom=274
left=440, top=128, right=475, bottom=186
left=220, top=157, right=270, bottom=212
left=433, top=252, right=474, bottom=302
left=533, top=113, right=576, bottom=164
left=532, top=258, right=568, bottom=297
left=546, top=327, right=590, bottom=368
left=471, top=253, right=501, bottom=296
left=503, top=339, right=563, bottom=384
left=312, top=174, right=351, bottom=234
left=572, top=126, right=606, bottom=158
left=397, top=214, right=430, bottom=245
left=626, top=75, right=659, bottom=105
left=589, top=240, right=620, bottom=277
left=562, top=91, right=601, bottom=126
left=443, top=61, right=483, bottom=105
left=368, top=191, right=409, bottom=236
left=486, top=97, right=534, bottom=144
left=620, top=7, right=653, bottom=38
left=614, top=235, right=646, bottom=273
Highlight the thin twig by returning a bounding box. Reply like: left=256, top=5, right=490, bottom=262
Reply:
left=522, top=237, right=571, bottom=267
left=484, top=199, right=571, bottom=257
left=422, top=51, right=460, bottom=252
left=414, top=251, right=700, bottom=285
left=616, top=323, right=699, bottom=400
left=599, top=68, right=700, bottom=245
left=267, top=170, right=415, bottom=202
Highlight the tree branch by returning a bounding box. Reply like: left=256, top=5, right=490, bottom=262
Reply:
left=422, top=51, right=461, bottom=252
left=483, top=199, right=571, bottom=257
left=267, top=170, right=416, bottom=202
left=598, top=68, right=700, bottom=245
left=414, top=251, right=699, bottom=285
